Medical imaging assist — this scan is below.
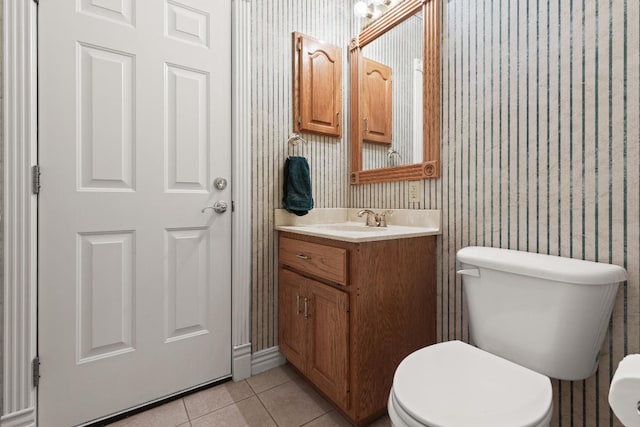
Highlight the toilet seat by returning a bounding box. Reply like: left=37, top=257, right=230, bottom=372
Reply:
left=390, top=341, right=553, bottom=427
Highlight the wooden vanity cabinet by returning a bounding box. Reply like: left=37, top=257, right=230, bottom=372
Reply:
left=278, top=233, right=436, bottom=426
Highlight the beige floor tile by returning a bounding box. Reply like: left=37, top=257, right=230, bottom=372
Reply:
left=107, top=399, right=189, bottom=427
left=190, top=396, right=277, bottom=427
left=301, top=411, right=352, bottom=427
left=184, top=380, right=255, bottom=420
left=257, top=378, right=333, bottom=427
left=368, top=414, right=392, bottom=426
left=246, top=364, right=298, bottom=394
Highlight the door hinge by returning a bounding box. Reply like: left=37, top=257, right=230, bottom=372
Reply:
left=232, top=201, right=235, bottom=212
left=32, top=357, right=40, bottom=387
left=32, top=165, right=41, bottom=195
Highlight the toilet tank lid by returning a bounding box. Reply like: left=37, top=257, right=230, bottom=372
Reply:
left=457, top=246, right=627, bottom=285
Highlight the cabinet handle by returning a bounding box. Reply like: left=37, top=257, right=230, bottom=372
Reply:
left=296, top=295, right=301, bottom=315
left=296, top=254, right=310, bottom=260
left=336, top=111, right=341, bottom=127
left=304, top=297, right=309, bottom=319
left=364, top=117, right=369, bottom=132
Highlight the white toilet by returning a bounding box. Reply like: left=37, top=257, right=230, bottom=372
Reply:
left=388, top=246, right=627, bottom=427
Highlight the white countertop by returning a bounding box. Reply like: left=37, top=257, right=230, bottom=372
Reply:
left=274, top=208, right=441, bottom=243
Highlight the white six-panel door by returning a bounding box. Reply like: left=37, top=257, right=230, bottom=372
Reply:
left=38, top=1, right=232, bottom=425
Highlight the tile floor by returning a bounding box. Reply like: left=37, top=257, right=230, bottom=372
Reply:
left=107, top=364, right=392, bottom=427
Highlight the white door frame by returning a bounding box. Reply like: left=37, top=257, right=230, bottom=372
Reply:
left=1, top=1, right=252, bottom=425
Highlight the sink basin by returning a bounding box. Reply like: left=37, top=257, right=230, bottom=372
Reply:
left=317, top=224, right=388, bottom=232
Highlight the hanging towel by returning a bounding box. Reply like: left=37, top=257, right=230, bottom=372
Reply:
left=282, top=156, right=314, bottom=216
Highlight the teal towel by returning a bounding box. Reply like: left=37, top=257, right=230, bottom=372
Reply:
left=283, top=156, right=314, bottom=216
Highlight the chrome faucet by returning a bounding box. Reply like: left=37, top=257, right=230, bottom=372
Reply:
left=357, top=209, right=394, bottom=227
left=357, top=209, right=379, bottom=226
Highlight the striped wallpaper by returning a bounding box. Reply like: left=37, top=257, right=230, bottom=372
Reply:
left=351, top=0, right=640, bottom=425
left=250, top=0, right=357, bottom=351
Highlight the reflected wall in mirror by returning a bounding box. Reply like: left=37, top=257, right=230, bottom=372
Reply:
left=350, top=0, right=440, bottom=184
left=361, top=12, right=423, bottom=169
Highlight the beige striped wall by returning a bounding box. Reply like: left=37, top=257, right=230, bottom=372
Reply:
left=250, top=0, right=357, bottom=351
left=351, top=0, right=640, bottom=425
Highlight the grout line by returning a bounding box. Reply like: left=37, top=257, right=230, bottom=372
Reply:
left=180, top=399, right=190, bottom=422
left=299, top=410, right=336, bottom=426
left=249, top=376, right=295, bottom=395
left=187, top=395, right=257, bottom=423
left=255, top=392, right=281, bottom=426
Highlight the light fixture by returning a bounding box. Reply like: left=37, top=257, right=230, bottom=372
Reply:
left=353, top=1, right=370, bottom=17
left=355, top=0, right=400, bottom=25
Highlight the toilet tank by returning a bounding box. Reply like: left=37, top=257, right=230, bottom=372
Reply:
left=457, top=246, right=627, bottom=381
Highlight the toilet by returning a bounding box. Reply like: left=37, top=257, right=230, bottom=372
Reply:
left=388, top=246, right=627, bottom=427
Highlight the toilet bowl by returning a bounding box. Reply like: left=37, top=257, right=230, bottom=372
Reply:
left=389, top=247, right=627, bottom=427
left=388, top=341, right=552, bottom=427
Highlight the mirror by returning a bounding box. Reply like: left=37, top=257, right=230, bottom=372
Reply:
left=361, top=14, right=423, bottom=169
left=350, top=0, right=441, bottom=184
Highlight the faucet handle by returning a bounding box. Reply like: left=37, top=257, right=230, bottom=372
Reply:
left=377, top=210, right=394, bottom=227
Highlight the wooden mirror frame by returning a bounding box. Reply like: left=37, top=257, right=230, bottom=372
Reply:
left=350, top=0, right=441, bottom=184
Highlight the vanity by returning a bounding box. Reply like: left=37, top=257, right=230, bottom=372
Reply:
left=275, top=209, right=440, bottom=425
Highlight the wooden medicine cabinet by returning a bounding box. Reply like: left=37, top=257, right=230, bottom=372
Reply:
left=293, top=32, right=343, bottom=138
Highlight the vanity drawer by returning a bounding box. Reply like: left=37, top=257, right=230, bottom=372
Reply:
left=280, top=237, right=347, bottom=285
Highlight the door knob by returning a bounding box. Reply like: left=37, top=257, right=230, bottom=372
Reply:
left=213, top=177, right=228, bottom=190
left=201, top=201, right=228, bottom=214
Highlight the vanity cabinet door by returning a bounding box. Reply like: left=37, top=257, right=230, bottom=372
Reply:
left=362, top=57, right=392, bottom=144
left=293, top=32, right=343, bottom=137
left=279, top=269, right=307, bottom=372
left=306, top=279, right=350, bottom=411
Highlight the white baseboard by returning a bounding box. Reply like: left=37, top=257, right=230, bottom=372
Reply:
left=251, top=346, right=286, bottom=375
left=232, top=343, right=252, bottom=380
left=1, top=407, right=36, bottom=427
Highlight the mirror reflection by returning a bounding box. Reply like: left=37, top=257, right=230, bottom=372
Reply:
left=350, top=0, right=440, bottom=184
left=360, top=11, right=424, bottom=170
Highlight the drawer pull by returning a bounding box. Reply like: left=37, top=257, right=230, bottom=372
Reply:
left=296, top=254, right=310, bottom=260
left=304, top=297, right=309, bottom=319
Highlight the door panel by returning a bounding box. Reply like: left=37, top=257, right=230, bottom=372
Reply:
left=165, top=227, right=210, bottom=341
left=38, top=1, right=231, bottom=425
left=78, top=231, right=136, bottom=362
left=165, top=64, right=210, bottom=192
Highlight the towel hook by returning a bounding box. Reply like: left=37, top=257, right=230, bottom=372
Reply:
left=288, top=133, right=308, bottom=146
left=288, top=133, right=308, bottom=156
